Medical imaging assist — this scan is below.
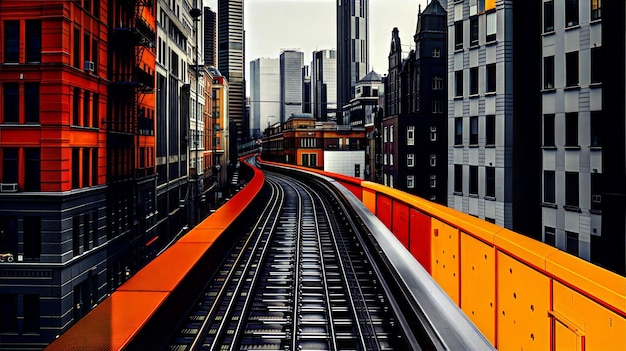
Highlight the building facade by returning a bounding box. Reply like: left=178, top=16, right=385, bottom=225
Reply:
left=0, top=0, right=157, bottom=347
left=249, top=57, right=280, bottom=139
left=337, top=0, right=369, bottom=123
left=279, top=50, right=304, bottom=123
left=218, top=0, right=246, bottom=145
left=446, top=0, right=541, bottom=237
left=311, top=49, right=338, bottom=121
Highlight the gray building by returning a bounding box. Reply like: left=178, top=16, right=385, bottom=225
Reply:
left=218, top=0, right=246, bottom=144
left=280, top=50, right=304, bottom=123
left=446, top=0, right=541, bottom=238
left=250, top=57, right=280, bottom=139
left=311, top=49, right=338, bottom=121
left=203, top=7, right=217, bottom=68
left=337, top=0, right=369, bottom=123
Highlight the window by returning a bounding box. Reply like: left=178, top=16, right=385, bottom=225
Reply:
left=455, top=70, right=463, bottom=97
left=2, top=149, right=18, bottom=183
left=24, top=83, right=40, bottom=123
left=83, top=213, right=90, bottom=251
left=470, top=16, right=479, bottom=46
left=485, top=166, right=495, bottom=197
left=407, top=175, right=415, bottom=189
left=0, top=294, right=18, bottom=333
left=390, top=175, right=394, bottom=188
left=430, top=126, right=438, bottom=141
left=302, top=154, right=309, bottom=166
left=92, top=38, right=98, bottom=74
left=591, top=0, right=602, bottom=20
left=83, top=148, right=90, bottom=187
left=590, top=111, right=601, bottom=147
left=84, top=32, right=90, bottom=64
left=565, top=113, right=578, bottom=147
left=25, top=148, right=40, bottom=191
left=73, top=88, right=81, bottom=125
left=486, top=63, right=496, bottom=92
left=590, top=46, right=602, bottom=84
left=3, top=82, right=19, bottom=123
left=544, top=170, right=555, bottom=203
left=470, top=116, right=478, bottom=145
left=565, top=172, right=579, bottom=208
left=543, top=114, right=555, bottom=146
left=566, top=231, right=579, bottom=255
left=24, top=217, right=41, bottom=260
left=544, top=56, right=555, bottom=89
left=486, top=115, right=495, bottom=145
left=469, top=67, right=479, bottom=95
left=83, top=91, right=91, bottom=127
left=566, top=51, right=579, bottom=87
left=383, top=126, right=388, bottom=143
left=73, top=216, right=80, bottom=256
left=390, top=126, right=394, bottom=142
left=72, top=148, right=80, bottom=189
left=26, top=20, right=42, bottom=63
left=92, top=93, right=99, bottom=127
left=486, top=11, right=496, bottom=42
left=454, top=117, right=463, bottom=145
left=23, top=294, right=39, bottom=333
left=454, top=164, right=463, bottom=193
left=74, top=27, right=81, bottom=68
left=432, top=47, right=441, bottom=58
left=544, top=226, right=556, bottom=246
left=390, top=154, right=394, bottom=166
left=591, top=172, right=602, bottom=211
left=432, top=76, right=443, bottom=90
left=407, top=126, right=415, bottom=145
left=430, top=154, right=436, bottom=167
left=454, top=21, right=463, bottom=50
left=4, top=21, right=20, bottom=63
left=407, top=154, right=415, bottom=167
left=469, top=166, right=478, bottom=195
left=430, top=175, right=437, bottom=188
left=432, top=99, right=443, bottom=113
left=383, top=153, right=388, bottom=165
left=565, top=0, right=579, bottom=27
left=543, top=0, right=554, bottom=32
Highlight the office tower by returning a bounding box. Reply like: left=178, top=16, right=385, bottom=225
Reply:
left=218, top=0, right=246, bottom=144
left=446, top=0, right=541, bottom=237
left=337, top=0, right=369, bottom=123
left=302, top=65, right=312, bottom=114
left=203, top=7, right=217, bottom=68
left=280, top=50, right=304, bottom=123
left=250, top=58, right=281, bottom=138
left=311, top=49, right=338, bottom=121
left=0, top=0, right=157, bottom=347
left=540, top=1, right=624, bottom=274
left=382, top=0, right=447, bottom=205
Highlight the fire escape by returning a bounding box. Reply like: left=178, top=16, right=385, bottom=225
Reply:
left=106, top=0, right=158, bottom=284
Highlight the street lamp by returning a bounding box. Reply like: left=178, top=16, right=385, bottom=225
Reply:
left=190, top=7, right=201, bottom=222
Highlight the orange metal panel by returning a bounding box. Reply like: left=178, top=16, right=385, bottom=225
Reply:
left=461, top=232, right=496, bottom=345
left=554, top=320, right=580, bottom=351
left=376, top=194, right=393, bottom=229
left=409, top=209, right=431, bottom=273
left=494, top=228, right=558, bottom=271
left=430, top=218, right=459, bottom=304
left=546, top=250, right=626, bottom=317
left=391, top=201, right=409, bottom=248
left=497, top=252, right=551, bottom=351
left=362, top=188, right=377, bottom=214
left=45, top=291, right=168, bottom=351
left=118, top=243, right=209, bottom=292
left=552, top=281, right=626, bottom=351
left=178, top=227, right=222, bottom=243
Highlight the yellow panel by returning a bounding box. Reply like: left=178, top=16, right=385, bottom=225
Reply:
left=485, top=0, right=496, bottom=10
left=461, top=233, right=496, bottom=345
left=497, top=252, right=551, bottom=351
left=553, top=281, right=626, bottom=351
left=362, top=188, right=377, bottom=214
left=431, top=218, right=459, bottom=304
left=555, top=321, right=580, bottom=351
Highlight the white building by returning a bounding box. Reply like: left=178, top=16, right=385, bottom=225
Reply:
left=250, top=57, right=280, bottom=139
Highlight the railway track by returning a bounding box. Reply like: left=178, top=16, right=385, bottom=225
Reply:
left=168, top=168, right=409, bottom=350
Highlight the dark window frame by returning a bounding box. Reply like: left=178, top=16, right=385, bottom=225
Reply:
left=566, top=51, right=579, bottom=87
left=544, top=55, right=555, bottom=89
left=544, top=170, right=555, bottom=203
left=25, top=20, right=42, bottom=63
left=4, top=21, right=20, bottom=63
left=543, top=114, right=555, bottom=146
left=486, top=63, right=496, bottom=93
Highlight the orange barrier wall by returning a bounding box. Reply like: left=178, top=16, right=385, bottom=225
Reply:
left=46, top=158, right=265, bottom=351
left=267, top=162, right=625, bottom=351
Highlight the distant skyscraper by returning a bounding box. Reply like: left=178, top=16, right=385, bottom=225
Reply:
left=302, top=65, right=312, bottom=114
left=280, top=50, right=304, bottom=122
left=203, top=7, right=217, bottom=68
left=218, top=0, right=246, bottom=143
left=250, top=58, right=280, bottom=138
left=337, top=0, right=369, bottom=123
left=311, top=49, right=337, bottom=121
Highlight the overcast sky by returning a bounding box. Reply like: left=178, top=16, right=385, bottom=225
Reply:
left=204, top=0, right=428, bottom=84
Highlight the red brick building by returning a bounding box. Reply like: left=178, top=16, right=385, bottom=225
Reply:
left=0, top=0, right=156, bottom=347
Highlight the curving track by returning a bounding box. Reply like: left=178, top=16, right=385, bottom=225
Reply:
left=168, top=166, right=411, bottom=350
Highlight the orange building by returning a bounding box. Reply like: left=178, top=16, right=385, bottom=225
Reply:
left=0, top=0, right=156, bottom=347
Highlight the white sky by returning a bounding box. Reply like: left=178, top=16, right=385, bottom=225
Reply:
left=204, top=0, right=428, bottom=88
